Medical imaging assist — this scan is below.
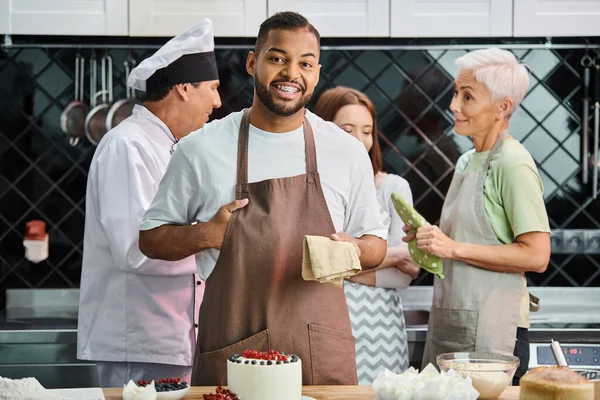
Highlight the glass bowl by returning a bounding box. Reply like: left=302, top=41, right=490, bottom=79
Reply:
left=436, top=352, right=519, bottom=400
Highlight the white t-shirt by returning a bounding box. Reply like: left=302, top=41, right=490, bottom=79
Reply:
left=375, top=174, right=414, bottom=289
left=141, top=110, right=388, bottom=280
left=376, top=174, right=412, bottom=247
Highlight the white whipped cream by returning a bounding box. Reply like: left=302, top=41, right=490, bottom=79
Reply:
left=445, top=362, right=511, bottom=399
left=122, top=380, right=157, bottom=400
left=373, top=363, right=480, bottom=400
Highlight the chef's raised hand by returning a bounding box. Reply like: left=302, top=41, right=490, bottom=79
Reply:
left=415, top=225, right=457, bottom=259
left=330, top=231, right=362, bottom=259
left=207, top=198, right=249, bottom=250
left=139, top=199, right=249, bottom=260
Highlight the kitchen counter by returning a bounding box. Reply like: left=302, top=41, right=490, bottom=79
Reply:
left=0, top=290, right=96, bottom=389
left=102, top=386, right=521, bottom=399
left=401, top=286, right=600, bottom=370
left=2, top=287, right=599, bottom=389
left=3, top=287, right=598, bottom=341
left=0, top=289, right=79, bottom=344
left=0, top=307, right=78, bottom=348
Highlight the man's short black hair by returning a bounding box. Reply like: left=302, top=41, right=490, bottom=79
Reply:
left=254, top=12, right=320, bottom=55
left=144, top=82, right=201, bottom=102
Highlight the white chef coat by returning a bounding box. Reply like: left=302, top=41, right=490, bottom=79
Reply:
left=77, top=105, right=203, bottom=366
left=140, top=109, right=388, bottom=280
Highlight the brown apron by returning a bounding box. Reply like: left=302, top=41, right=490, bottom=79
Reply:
left=191, top=109, right=358, bottom=386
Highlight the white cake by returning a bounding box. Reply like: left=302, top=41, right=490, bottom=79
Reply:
left=227, top=350, right=302, bottom=400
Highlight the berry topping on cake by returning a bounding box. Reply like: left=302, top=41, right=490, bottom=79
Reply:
left=230, top=349, right=299, bottom=363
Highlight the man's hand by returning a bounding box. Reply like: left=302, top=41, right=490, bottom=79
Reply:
left=330, top=231, right=361, bottom=259
left=207, top=199, right=249, bottom=249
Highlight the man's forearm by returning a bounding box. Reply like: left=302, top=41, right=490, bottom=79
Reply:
left=356, top=235, right=387, bottom=270
left=139, top=222, right=218, bottom=261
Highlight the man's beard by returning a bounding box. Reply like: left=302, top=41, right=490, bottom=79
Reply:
left=255, top=79, right=313, bottom=117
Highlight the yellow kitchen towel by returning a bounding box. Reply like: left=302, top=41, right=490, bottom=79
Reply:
left=391, top=192, right=444, bottom=279
left=302, top=235, right=362, bottom=286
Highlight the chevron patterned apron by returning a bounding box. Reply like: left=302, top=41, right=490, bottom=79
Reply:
left=344, top=281, right=409, bottom=384
left=344, top=189, right=410, bottom=385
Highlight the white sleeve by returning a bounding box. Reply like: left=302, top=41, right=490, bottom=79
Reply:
left=140, top=145, right=202, bottom=230
left=376, top=175, right=414, bottom=289
left=386, top=175, right=413, bottom=247
left=376, top=267, right=412, bottom=289
left=96, top=140, right=196, bottom=276
left=343, top=146, right=388, bottom=240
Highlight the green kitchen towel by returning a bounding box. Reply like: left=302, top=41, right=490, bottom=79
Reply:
left=391, top=192, right=444, bottom=279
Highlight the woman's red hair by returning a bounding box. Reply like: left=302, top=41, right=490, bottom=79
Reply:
left=314, top=86, right=382, bottom=175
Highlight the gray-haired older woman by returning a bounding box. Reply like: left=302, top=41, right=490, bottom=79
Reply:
left=403, top=48, right=551, bottom=384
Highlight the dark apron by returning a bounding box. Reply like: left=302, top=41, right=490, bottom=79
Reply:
left=191, top=109, right=358, bottom=386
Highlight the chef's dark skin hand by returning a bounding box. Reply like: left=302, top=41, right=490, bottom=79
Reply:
left=139, top=198, right=249, bottom=261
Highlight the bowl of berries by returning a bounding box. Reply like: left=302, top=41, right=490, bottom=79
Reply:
left=137, top=378, right=189, bottom=400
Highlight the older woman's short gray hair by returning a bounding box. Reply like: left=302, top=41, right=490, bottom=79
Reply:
left=456, top=48, right=529, bottom=114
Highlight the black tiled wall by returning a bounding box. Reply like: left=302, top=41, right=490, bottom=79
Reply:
left=2, top=40, right=600, bottom=309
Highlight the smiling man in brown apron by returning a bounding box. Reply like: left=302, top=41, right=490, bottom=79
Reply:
left=138, top=11, right=387, bottom=386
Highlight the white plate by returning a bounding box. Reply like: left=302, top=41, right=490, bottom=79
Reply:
left=302, top=397, right=316, bottom=400
left=48, top=388, right=105, bottom=400
left=156, top=386, right=190, bottom=400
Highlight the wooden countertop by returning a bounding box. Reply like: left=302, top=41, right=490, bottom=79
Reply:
left=103, top=385, right=520, bottom=399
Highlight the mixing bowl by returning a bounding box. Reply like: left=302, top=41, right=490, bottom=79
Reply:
left=436, top=352, right=519, bottom=399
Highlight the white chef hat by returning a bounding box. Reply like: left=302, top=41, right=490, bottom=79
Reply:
left=128, top=18, right=218, bottom=92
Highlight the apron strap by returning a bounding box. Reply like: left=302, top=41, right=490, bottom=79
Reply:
left=236, top=108, right=318, bottom=198
left=303, top=114, right=318, bottom=174
left=477, top=130, right=510, bottom=190
left=236, top=109, right=252, bottom=197
left=481, top=130, right=510, bottom=172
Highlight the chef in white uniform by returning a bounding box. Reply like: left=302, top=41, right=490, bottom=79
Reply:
left=77, top=18, right=222, bottom=388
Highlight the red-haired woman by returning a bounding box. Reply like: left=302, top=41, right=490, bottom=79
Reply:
left=315, top=87, right=419, bottom=384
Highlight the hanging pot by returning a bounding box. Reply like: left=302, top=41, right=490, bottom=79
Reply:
left=106, top=56, right=141, bottom=131
left=85, top=54, right=113, bottom=146
left=60, top=54, right=89, bottom=146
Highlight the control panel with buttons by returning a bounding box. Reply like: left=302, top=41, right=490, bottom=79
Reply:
left=537, top=344, right=600, bottom=368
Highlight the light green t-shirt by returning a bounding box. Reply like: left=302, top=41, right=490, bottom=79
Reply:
left=456, top=138, right=551, bottom=328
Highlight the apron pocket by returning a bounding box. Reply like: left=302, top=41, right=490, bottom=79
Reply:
left=430, top=307, right=478, bottom=354
left=308, top=323, right=357, bottom=385
left=192, top=329, right=270, bottom=386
